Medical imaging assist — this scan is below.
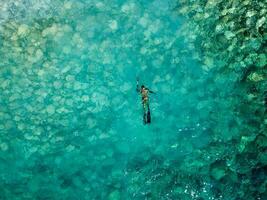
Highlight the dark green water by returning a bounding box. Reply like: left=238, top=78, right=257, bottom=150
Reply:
left=0, top=0, right=266, bottom=199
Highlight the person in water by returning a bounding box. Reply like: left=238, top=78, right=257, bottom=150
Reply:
left=136, top=77, right=155, bottom=124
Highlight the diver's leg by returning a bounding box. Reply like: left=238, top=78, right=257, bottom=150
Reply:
left=143, top=103, right=147, bottom=124
left=147, top=103, right=151, bottom=123
left=143, top=113, right=147, bottom=124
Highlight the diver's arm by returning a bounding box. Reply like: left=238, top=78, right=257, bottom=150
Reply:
left=136, top=77, right=140, bottom=92
left=148, top=89, right=155, bottom=94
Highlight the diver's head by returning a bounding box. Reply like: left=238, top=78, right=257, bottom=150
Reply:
left=141, top=85, right=145, bottom=90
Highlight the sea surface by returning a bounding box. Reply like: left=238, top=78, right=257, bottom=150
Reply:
left=0, top=0, right=266, bottom=199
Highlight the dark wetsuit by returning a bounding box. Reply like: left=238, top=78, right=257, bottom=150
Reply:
left=141, top=88, right=149, bottom=111
left=136, top=80, right=154, bottom=124
left=138, top=87, right=152, bottom=124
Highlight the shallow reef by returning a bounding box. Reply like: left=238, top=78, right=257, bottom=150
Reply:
left=174, top=0, right=267, bottom=199
left=0, top=0, right=266, bottom=200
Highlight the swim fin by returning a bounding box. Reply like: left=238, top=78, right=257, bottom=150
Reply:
left=143, top=113, right=147, bottom=124
left=147, top=110, right=151, bottom=124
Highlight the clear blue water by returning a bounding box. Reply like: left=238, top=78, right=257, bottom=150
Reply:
left=0, top=0, right=266, bottom=199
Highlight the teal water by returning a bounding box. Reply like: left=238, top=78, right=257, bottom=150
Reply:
left=0, top=0, right=266, bottom=199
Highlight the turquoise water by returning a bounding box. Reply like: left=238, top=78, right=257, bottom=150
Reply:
left=0, top=0, right=266, bottom=199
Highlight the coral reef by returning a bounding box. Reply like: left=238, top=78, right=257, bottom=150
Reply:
left=173, top=0, right=267, bottom=199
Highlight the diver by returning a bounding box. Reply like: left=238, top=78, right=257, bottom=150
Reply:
left=136, top=77, right=155, bottom=124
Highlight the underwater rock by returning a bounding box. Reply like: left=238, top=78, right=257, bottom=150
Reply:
left=63, top=1, right=72, bottom=10
left=0, top=142, right=8, bottom=151
left=210, top=166, right=226, bottom=181
left=53, top=81, right=62, bottom=89
left=35, top=49, right=44, bottom=61
left=256, top=54, right=266, bottom=67
left=248, top=72, right=264, bottom=82
left=139, top=15, right=149, bottom=28
left=215, top=24, right=224, bottom=33
left=42, top=24, right=58, bottom=37
left=108, top=190, right=120, bottom=200
left=73, top=81, right=82, bottom=90
left=121, top=3, right=135, bottom=13
left=17, top=24, right=30, bottom=36
left=224, top=31, right=235, bottom=40
left=81, top=95, right=90, bottom=102
left=255, top=135, right=267, bottom=148
left=238, top=136, right=256, bottom=153
left=258, top=152, right=267, bottom=165
left=109, top=20, right=118, bottom=31
left=66, top=145, right=75, bottom=152
left=119, top=82, right=132, bottom=92
left=46, top=105, right=55, bottom=115
left=256, top=17, right=266, bottom=29
left=86, top=118, right=97, bottom=129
